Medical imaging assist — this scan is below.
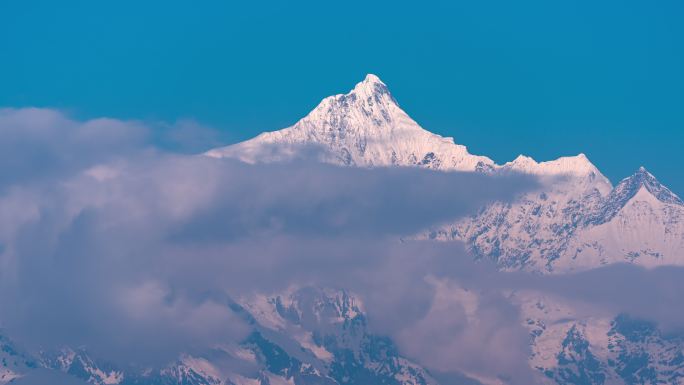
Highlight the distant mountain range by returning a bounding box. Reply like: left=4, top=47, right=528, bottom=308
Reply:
left=208, top=74, right=684, bottom=274
left=4, top=75, right=683, bottom=385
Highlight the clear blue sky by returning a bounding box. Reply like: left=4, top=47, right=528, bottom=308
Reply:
left=1, top=0, right=682, bottom=192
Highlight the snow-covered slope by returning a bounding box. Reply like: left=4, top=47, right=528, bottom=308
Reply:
left=515, top=290, right=684, bottom=385
left=232, top=287, right=440, bottom=385
left=441, top=166, right=684, bottom=272
left=556, top=167, right=684, bottom=271
left=435, top=153, right=614, bottom=271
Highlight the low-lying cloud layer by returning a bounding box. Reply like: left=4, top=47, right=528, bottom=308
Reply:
left=1, top=108, right=683, bottom=385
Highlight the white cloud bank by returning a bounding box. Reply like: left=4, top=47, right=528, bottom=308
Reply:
left=0, top=108, right=681, bottom=385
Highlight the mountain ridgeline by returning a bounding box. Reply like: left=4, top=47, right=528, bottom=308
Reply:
left=208, top=74, right=684, bottom=273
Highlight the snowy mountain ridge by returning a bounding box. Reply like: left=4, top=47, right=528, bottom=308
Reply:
left=1, top=288, right=443, bottom=385
left=207, top=74, right=683, bottom=273
left=5, top=286, right=684, bottom=385
left=207, top=74, right=620, bottom=185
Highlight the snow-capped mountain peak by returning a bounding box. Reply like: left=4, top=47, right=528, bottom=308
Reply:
left=206, top=76, right=683, bottom=276
left=206, top=74, right=496, bottom=171
left=349, top=73, right=393, bottom=100
left=628, top=167, right=682, bottom=204
left=583, top=166, right=683, bottom=227
left=205, top=75, right=625, bottom=182
left=360, top=73, right=384, bottom=85
left=607, top=166, right=682, bottom=207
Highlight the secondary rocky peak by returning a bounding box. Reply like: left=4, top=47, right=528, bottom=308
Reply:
left=585, top=166, right=683, bottom=226
left=618, top=166, right=683, bottom=205
left=542, top=153, right=598, bottom=175
left=633, top=166, right=655, bottom=181
left=512, top=154, right=537, bottom=164
left=503, top=155, right=538, bottom=173
left=504, top=153, right=600, bottom=176
left=504, top=153, right=608, bottom=184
